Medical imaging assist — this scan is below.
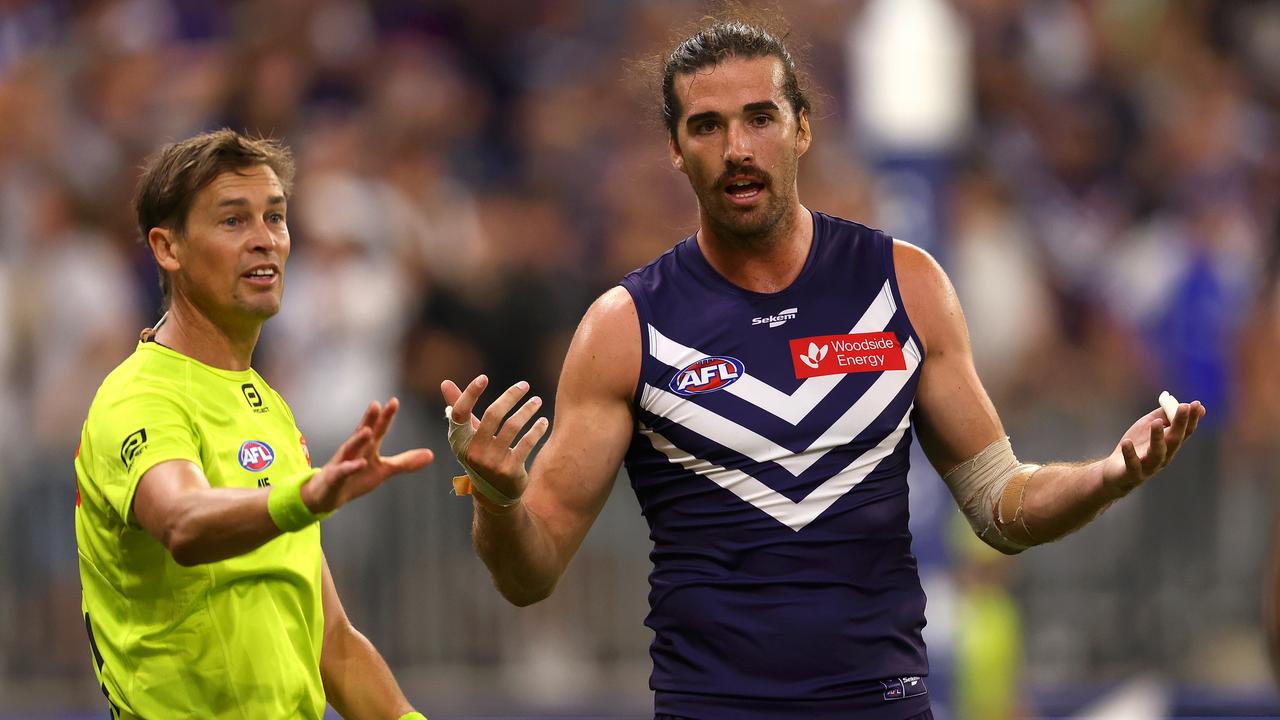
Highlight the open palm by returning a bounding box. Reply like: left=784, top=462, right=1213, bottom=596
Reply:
left=1101, top=400, right=1205, bottom=498
left=304, top=398, right=434, bottom=514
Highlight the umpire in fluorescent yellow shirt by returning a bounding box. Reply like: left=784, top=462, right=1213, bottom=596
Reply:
left=74, top=129, right=432, bottom=720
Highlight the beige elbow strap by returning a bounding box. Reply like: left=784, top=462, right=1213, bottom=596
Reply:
left=942, top=437, right=1041, bottom=553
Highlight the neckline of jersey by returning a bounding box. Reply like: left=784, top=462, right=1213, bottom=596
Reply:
left=679, top=210, right=824, bottom=300
left=136, top=340, right=260, bottom=381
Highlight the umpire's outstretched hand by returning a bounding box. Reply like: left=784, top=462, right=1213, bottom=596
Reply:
left=303, top=398, right=434, bottom=514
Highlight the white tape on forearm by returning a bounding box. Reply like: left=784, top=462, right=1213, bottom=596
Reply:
left=445, top=406, right=521, bottom=507
left=942, top=436, right=1038, bottom=553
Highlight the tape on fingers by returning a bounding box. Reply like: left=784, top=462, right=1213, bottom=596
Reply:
left=1158, top=391, right=1179, bottom=424
left=445, top=405, right=521, bottom=507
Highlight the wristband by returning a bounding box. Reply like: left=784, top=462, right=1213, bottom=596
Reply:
left=399, top=713, right=427, bottom=720
left=267, top=469, right=329, bottom=532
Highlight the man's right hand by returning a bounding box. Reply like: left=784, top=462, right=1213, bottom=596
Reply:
left=440, top=375, right=550, bottom=504
left=436, top=290, right=637, bottom=606
left=303, top=398, right=434, bottom=514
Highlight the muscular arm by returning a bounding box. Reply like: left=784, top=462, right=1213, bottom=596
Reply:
left=320, top=555, right=415, bottom=719
left=133, top=460, right=284, bottom=566
left=444, top=287, right=639, bottom=606
left=134, top=400, right=431, bottom=566
left=896, top=240, right=1203, bottom=552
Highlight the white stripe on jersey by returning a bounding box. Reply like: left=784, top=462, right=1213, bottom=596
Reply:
left=640, top=404, right=913, bottom=532
left=646, top=280, right=899, bottom=425
left=640, top=337, right=920, bottom=477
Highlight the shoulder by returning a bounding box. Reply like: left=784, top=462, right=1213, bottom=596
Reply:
left=809, top=212, right=901, bottom=271
left=560, top=287, right=639, bottom=403
left=83, top=347, right=197, bottom=454
left=574, top=287, right=639, bottom=362
left=621, top=237, right=690, bottom=291
left=812, top=210, right=892, bottom=244
left=891, top=239, right=964, bottom=357
left=81, top=349, right=198, bottom=474
left=90, top=347, right=188, bottom=416
left=586, top=285, right=636, bottom=321
left=892, top=239, right=950, bottom=285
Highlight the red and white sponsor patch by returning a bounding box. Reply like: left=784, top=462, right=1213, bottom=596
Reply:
left=789, top=332, right=906, bottom=379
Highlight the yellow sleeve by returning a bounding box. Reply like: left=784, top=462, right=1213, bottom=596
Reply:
left=89, top=386, right=201, bottom=525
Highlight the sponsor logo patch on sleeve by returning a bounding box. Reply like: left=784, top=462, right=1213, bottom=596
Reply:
left=120, top=429, right=148, bottom=470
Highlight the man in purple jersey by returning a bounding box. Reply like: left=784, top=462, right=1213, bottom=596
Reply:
left=440, top=17, right=1206, bottom=720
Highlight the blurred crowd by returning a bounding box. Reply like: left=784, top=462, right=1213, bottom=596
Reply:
left=0, top=0, right=1277, bottom=715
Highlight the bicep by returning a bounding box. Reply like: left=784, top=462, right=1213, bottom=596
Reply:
left=894, top=240, right=1005, bottom=474
left=523, top=287, right=639, bottom=554
left=132, top=459, right=210, bottom=542
left=914, top=343, right=1005, bottom=474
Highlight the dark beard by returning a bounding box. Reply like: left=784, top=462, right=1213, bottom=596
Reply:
left=703, top=188, right=793, bottom=249
left=697, top=155, right=799, bottom=248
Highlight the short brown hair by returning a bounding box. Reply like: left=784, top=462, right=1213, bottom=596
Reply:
left=133, top=129, right=295, bottom=307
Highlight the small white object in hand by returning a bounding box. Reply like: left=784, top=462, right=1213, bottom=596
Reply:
left=1158, top=391, right=1179, bottom=423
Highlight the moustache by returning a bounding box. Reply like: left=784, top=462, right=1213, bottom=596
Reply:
left=715, top=167, right=770, bottom=188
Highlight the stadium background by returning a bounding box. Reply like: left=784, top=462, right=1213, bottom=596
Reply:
left=0, top=0, right=1277, bottom=717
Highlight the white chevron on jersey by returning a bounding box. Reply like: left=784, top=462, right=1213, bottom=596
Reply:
left=641, top=403, right=913, bottom=531
left=640, top=337, right=921, bottom=477
left=647, top=280, right=899, bottom=424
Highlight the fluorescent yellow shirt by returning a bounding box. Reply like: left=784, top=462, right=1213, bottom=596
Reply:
left=75, top=340, right=324, bottom=719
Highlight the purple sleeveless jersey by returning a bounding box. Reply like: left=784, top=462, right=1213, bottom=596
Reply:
left=620, top=212, right=931, bottom=719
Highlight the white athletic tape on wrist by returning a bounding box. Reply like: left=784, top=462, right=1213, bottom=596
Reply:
left=445, top=405, right=521, bottom=507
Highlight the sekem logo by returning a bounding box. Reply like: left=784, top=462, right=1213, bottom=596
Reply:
left=238, top=440, right=275, bottom=472
left=751, top=307, right=798, bottom=328
left=670, top=356, right=745, bottom=396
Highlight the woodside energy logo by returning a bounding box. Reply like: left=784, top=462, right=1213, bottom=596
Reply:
left=790, top=332, right=906, bottom=379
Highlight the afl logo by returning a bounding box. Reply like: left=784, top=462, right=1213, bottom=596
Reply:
left=670, top=356, right=745, bottom=396
left=238, top=440, right=275, bottom=472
